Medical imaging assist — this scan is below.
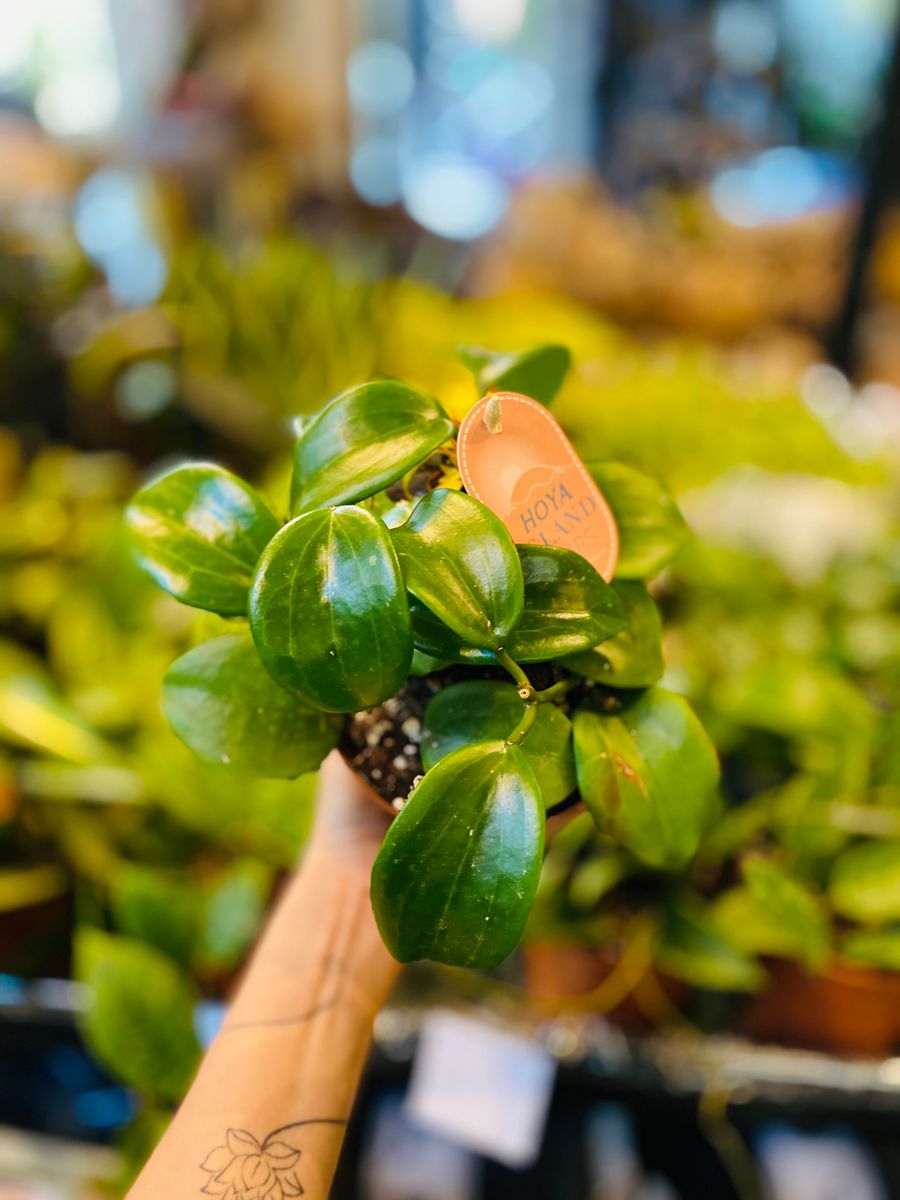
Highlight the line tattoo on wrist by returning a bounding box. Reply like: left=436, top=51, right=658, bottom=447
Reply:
left=199, top=1119, right=347, bottom=1198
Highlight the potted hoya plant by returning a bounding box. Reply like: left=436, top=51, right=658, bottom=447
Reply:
left=125, top=346, right=720, bottom=971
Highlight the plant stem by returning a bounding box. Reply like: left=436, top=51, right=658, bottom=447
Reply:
left=533, top=678, right=579, bottom=704
left=494, top=649, right=534, bottom=700
left=506, top=701, right=539, bottom=746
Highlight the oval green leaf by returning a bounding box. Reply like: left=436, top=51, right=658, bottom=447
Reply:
left=75, top=928, right=200, bottom=1103
left=371, top=741, right=545, bottom=967
left=126, top=464, right=280, bottom=615
left=391, top=489, right=524, bottom=650
left=458, top=344, right=572, bottom=407
left=563, top=580, right=663, bottom=688
left=163, top=633, right=342, bottom=776
left=422, top=680, right=576, bottom=808
left=572, top=688, right=719, bottom=869
left=506, top=544, right=625, bottom=662
left=657, top=898, right=765, bottom=992
left=587, top=462, right=687, bottom=579
left=250, top=506, right=412, bottom=712
left=830, top=840, right=900, bottom=924
left=741, top=855, right=829, bottom=970
left=407, top=598, right=494, bottom=664
left=291, top=380, right=454, bottom=514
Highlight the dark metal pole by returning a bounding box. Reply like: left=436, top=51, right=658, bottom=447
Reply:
left=828, top=15, right=900, bottom=375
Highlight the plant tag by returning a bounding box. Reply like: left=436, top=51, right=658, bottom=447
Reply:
left=405, top=1009, right=556, bottom=1168
left=458, top=392, right=618, bottom=580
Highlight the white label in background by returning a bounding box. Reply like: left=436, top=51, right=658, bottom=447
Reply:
left=405, top=1009, right=557, bottom=1169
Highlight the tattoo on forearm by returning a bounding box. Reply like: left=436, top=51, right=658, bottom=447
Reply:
left=199, top=1120, right=347, bottom=1198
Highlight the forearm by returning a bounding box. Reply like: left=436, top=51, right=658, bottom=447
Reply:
left=128, top=846, right=400, bottom=1200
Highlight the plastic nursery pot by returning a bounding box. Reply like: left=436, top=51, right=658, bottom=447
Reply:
left=521, top=940, right=686, bottom=1030
left=744, top=957, right=900, bottom=1059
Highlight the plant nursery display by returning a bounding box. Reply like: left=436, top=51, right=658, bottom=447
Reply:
left=125, top=346, right=713, bottom=970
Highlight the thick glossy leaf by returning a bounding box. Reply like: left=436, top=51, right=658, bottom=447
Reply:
left=657, top=898, right=765, bottom=992
left=75, top=929, right=200, bottom=1103
left=587, top=462, right=687, bottom=578
left=110, top=864, right=202, bottom=966
left=458, top=344, right=571, bottom=407
left=563, top=580, right=663, bottom=688
left=572, top=689, right=719, bottom=868
left=407, top=598, right=494, bottom=664
left=830, top=841, right=900, bottom=923
left=422, top=680, right=576, bottom=808
left=409, top=648, right=454, bottom=676
left=290, top=380, right=453, bottom=513
left=371, top=741, right=545, bottom=967
left=841, top=927, right=900, bottom=971
left=391, top=489, right=524, bottom=650
left=250, top=506, right=413, bottom=712
left=125, top=464, right=280, bottom=615
left=504, top=545, right=625, bottom=662
left=163, top=633, right=341, bottom=776
left=742, top=856, right=829, bottom=969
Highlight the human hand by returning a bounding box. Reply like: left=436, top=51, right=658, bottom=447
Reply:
left=306, top=751, right=393, bottom=877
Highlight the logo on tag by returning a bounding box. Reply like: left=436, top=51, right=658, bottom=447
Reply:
left=458, top=392, right=618, bottom=581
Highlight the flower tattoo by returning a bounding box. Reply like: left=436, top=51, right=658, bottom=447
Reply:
left=200, top=1128, right=303, bottom=1199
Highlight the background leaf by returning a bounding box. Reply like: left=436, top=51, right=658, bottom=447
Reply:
left=371, top=741, right=545, bottom=967
left=422, top=680, right=576, bottom=808
left=163, top=633, right=342, bottom=776
left=573, top=689, right=719, bottom=868
left=657, top=898, right=766, bottom=992
left=391, top=489, right=523, bottom=650
left=126, top=464, right=280, bottom=615
left=830, top=840, right=900, bottom=923
left=75, top=928, right=201, bottom=1103
left=588, top=462, right=687, bottom=579
left=110, top=864, right=203, bottom=966
left=458, top=343, right=572, bottom=407
left=250, top=506, right=412, bottom=712
left=741, top=854, right=830, bottom=969
left=563, top=580, right=663, bottom=687
left=290, top=380, right=453, bottom=513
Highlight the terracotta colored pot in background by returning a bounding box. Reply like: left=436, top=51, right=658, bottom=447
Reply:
left=522, top=940, right=687, bottom=1031
left=745, top=957, right=900, bottom=1059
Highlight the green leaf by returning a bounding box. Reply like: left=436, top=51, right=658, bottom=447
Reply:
left=391, top=489, right=524, bottom=650
left=741, top=855, right=829, bottom=970
left=125, top=464, right=280, bottom=615
left=587, top=462, right=687, bottom=578
left=409, top=648, right=454, bottom=676
left=841, top=927, right=900, bottom=971
left=250, top=506, right=413, bottom=712
left=198, top=860, right=271, bottom=970
left=830, top=841, right=900, bottom=923
left=290, top=380, right=453, bottom=514
left=163, top=633, right=342, bottom=776
left=568, top=852, right=631, bottom=910
left=407, top=598, right=494, bottom=664
left=75, top=928, right=200, bottom=1102
left=563, top=580, right=663, bottom=688
left=504, top=545, right=625, bottom=662
left=572, top=688, right=719, bottom=869
left=110, top=864, right=202, bottom=966
left=657, top=898, right=765, bottom=992
left=422, top=681, right=576, bottom=808
left=370, top=741, right=545, bottom=967
left=458, top=344, right=571, bottom=406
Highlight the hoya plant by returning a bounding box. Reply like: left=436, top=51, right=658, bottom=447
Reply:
left=125, top=346, right=719, bottom=970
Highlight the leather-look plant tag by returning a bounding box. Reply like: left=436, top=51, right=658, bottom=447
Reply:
left=458, top=392, right=618, bottom=580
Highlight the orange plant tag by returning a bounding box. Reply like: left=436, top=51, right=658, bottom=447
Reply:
left=458, top=392, right=618, bottom=581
